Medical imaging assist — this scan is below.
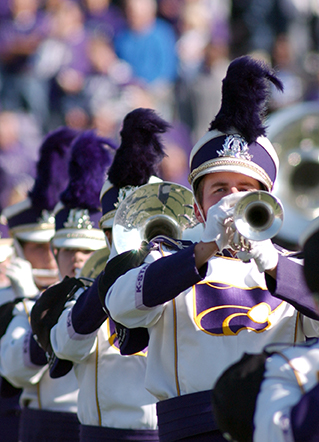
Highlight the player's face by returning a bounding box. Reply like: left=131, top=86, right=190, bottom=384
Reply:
left=56, top=248, right=94, bottom=279
left=23, top=241, right=58, bottom=271
left=195, top=172, right=262, bottom=222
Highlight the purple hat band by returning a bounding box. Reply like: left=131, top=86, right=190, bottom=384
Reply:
left=0, top=223, right=9, bottom=239
left=7, top=206, right=44, bottom=230
left=190, top=135, right=277, bottom=187
left=55, top=207, right=102, bottom=231
left=101, top=185, right=119, bottom=217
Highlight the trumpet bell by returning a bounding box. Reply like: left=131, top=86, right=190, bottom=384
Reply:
left=234, top=191, right=284, bottom=242
left=113, top=181, right=198, bottom=254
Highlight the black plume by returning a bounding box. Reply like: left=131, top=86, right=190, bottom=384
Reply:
left=107, top=108, right=170, bottom=188
left=209, top=55, right=283, bottom=144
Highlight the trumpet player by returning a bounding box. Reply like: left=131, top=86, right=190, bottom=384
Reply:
left=103, top=56, right=319, bottom=442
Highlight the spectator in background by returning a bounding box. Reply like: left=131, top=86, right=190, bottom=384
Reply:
left=84, top=33, right=134, bottom=121
left=34, top=0, right=92, bottom=130
left=82, top=0, right=125, bottom=39
left=0, top=0, right=51, bottom=131
left=269, top=33, right=305, bottom=111
left=159, top=121, right=193, bottom=188
left=114, top=0, right=178, bottom=120
left=0, top=111, right=37, bottom=185
left=188, top=38, right=230, bottom=141
left=174, top=0, right=230, bottom=141
left=175, top=1, right=213, bottom=82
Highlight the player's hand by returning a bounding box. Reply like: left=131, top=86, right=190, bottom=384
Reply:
left=236, top=239, right=278, bottom=273
left=201, top=193, right=245, bottom=251
left=6, top=257, right=39, bottom=298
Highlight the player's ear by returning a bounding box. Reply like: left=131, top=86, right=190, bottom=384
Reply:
left=194, top=203, right=205, bottom=224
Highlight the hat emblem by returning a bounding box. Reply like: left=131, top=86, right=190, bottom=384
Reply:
left=63, top=209, right=94, bottom=230
left=217, top=135, right=253, bottom=161
left=115, top=185, right=139, bottom=208
left=38, top=210, right=55, bottom=225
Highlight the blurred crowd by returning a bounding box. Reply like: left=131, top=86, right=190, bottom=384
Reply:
left=1, top=0, right=319, bottom=214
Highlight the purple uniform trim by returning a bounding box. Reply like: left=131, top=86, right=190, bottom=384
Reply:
left=142, top=244, right=206, bottom=307
left=265, top=252, right=319, bottom=320
left=291, top=382, right=319, bottom=442
left=190, top=135, right=277, bottom=185
left=29, top=332, right=47, bottom=366
left=23, top=331, right=47, bottom=368
left=156, top=390, right=222, bottom=442
left=80, top=424, right=159, bottom=441
left=71, top=276, right=107, bottom=334
left=19, top=407, right=80, bottom=442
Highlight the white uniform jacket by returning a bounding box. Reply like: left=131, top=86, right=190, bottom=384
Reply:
left=50, top=277, right=158, bottom=430
left=104, top=242, right=319, bottom=402
left=0, top=297, right=78, bottom=412
left=254, top=338, right=319, bottom=442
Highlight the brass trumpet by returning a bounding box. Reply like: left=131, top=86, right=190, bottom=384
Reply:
left=231, top=191, right=284, bottom=251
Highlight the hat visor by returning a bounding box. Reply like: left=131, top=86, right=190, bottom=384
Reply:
left=51, top=228, right=106, bottom=251
left=191, top=162, right=271, bottom=192
left=13, top=227, right=55, bottom=243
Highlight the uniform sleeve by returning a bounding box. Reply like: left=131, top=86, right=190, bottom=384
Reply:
left=105, top=245, right=205, bottom=328
left=0, top=301, right=47, bottom=389
left=266, top=253, right=319, bottom=320
left=50, top=283, right=103, bottom=364
left=253, top=354, right=300, bottom=442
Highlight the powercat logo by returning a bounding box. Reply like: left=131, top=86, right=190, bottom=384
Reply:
left=193, top=281, right=284, bottom=336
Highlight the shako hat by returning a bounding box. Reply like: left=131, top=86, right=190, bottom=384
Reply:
left=188, top=55, right=283, bottom=194
left=99, top=107, right=170, bottom=229
left=2, top=127, right=78, bottom=242
left=52, top=130, right=116, bottom=250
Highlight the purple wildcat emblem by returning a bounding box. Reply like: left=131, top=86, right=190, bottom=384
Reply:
left=194, top=282, right=283, bottom=335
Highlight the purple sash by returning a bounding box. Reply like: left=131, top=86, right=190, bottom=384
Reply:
left=80, top=424, right=159, bottom=441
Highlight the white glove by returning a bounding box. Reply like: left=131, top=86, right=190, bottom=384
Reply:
left=236, top=239, right=279, bottom=273
left=201, top=193, right=245, bottom=251
left=6, top=257, right=39, bottom=298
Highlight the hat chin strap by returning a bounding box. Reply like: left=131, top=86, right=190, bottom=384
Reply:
left=193, top=194, right=207, bottom=228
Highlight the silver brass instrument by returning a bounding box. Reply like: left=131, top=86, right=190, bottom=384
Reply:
left=231, top=191, right=284, bottom=251
left=112, top=181, right=198, bottom=254
left=266, top=102, right=319, bottom=247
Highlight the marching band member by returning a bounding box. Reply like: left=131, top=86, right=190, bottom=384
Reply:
left=41, top=108, right=170, bottom=441
left=0, top=127, right=79, bottom=441
left=212, top=216, right=319, bottom=442
left=102, top=56, right=319, bottom=441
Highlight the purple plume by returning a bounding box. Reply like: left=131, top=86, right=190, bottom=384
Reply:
left=28, top=127, right=78, bottom=211
left=107, top=108, right=170, bottom=188
left=209, top=55, right=284, bottom=144
left=60, top=130, right=116, bottom=210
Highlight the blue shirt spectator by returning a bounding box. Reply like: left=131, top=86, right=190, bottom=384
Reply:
left=114, top=0, right=178, bottom=85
